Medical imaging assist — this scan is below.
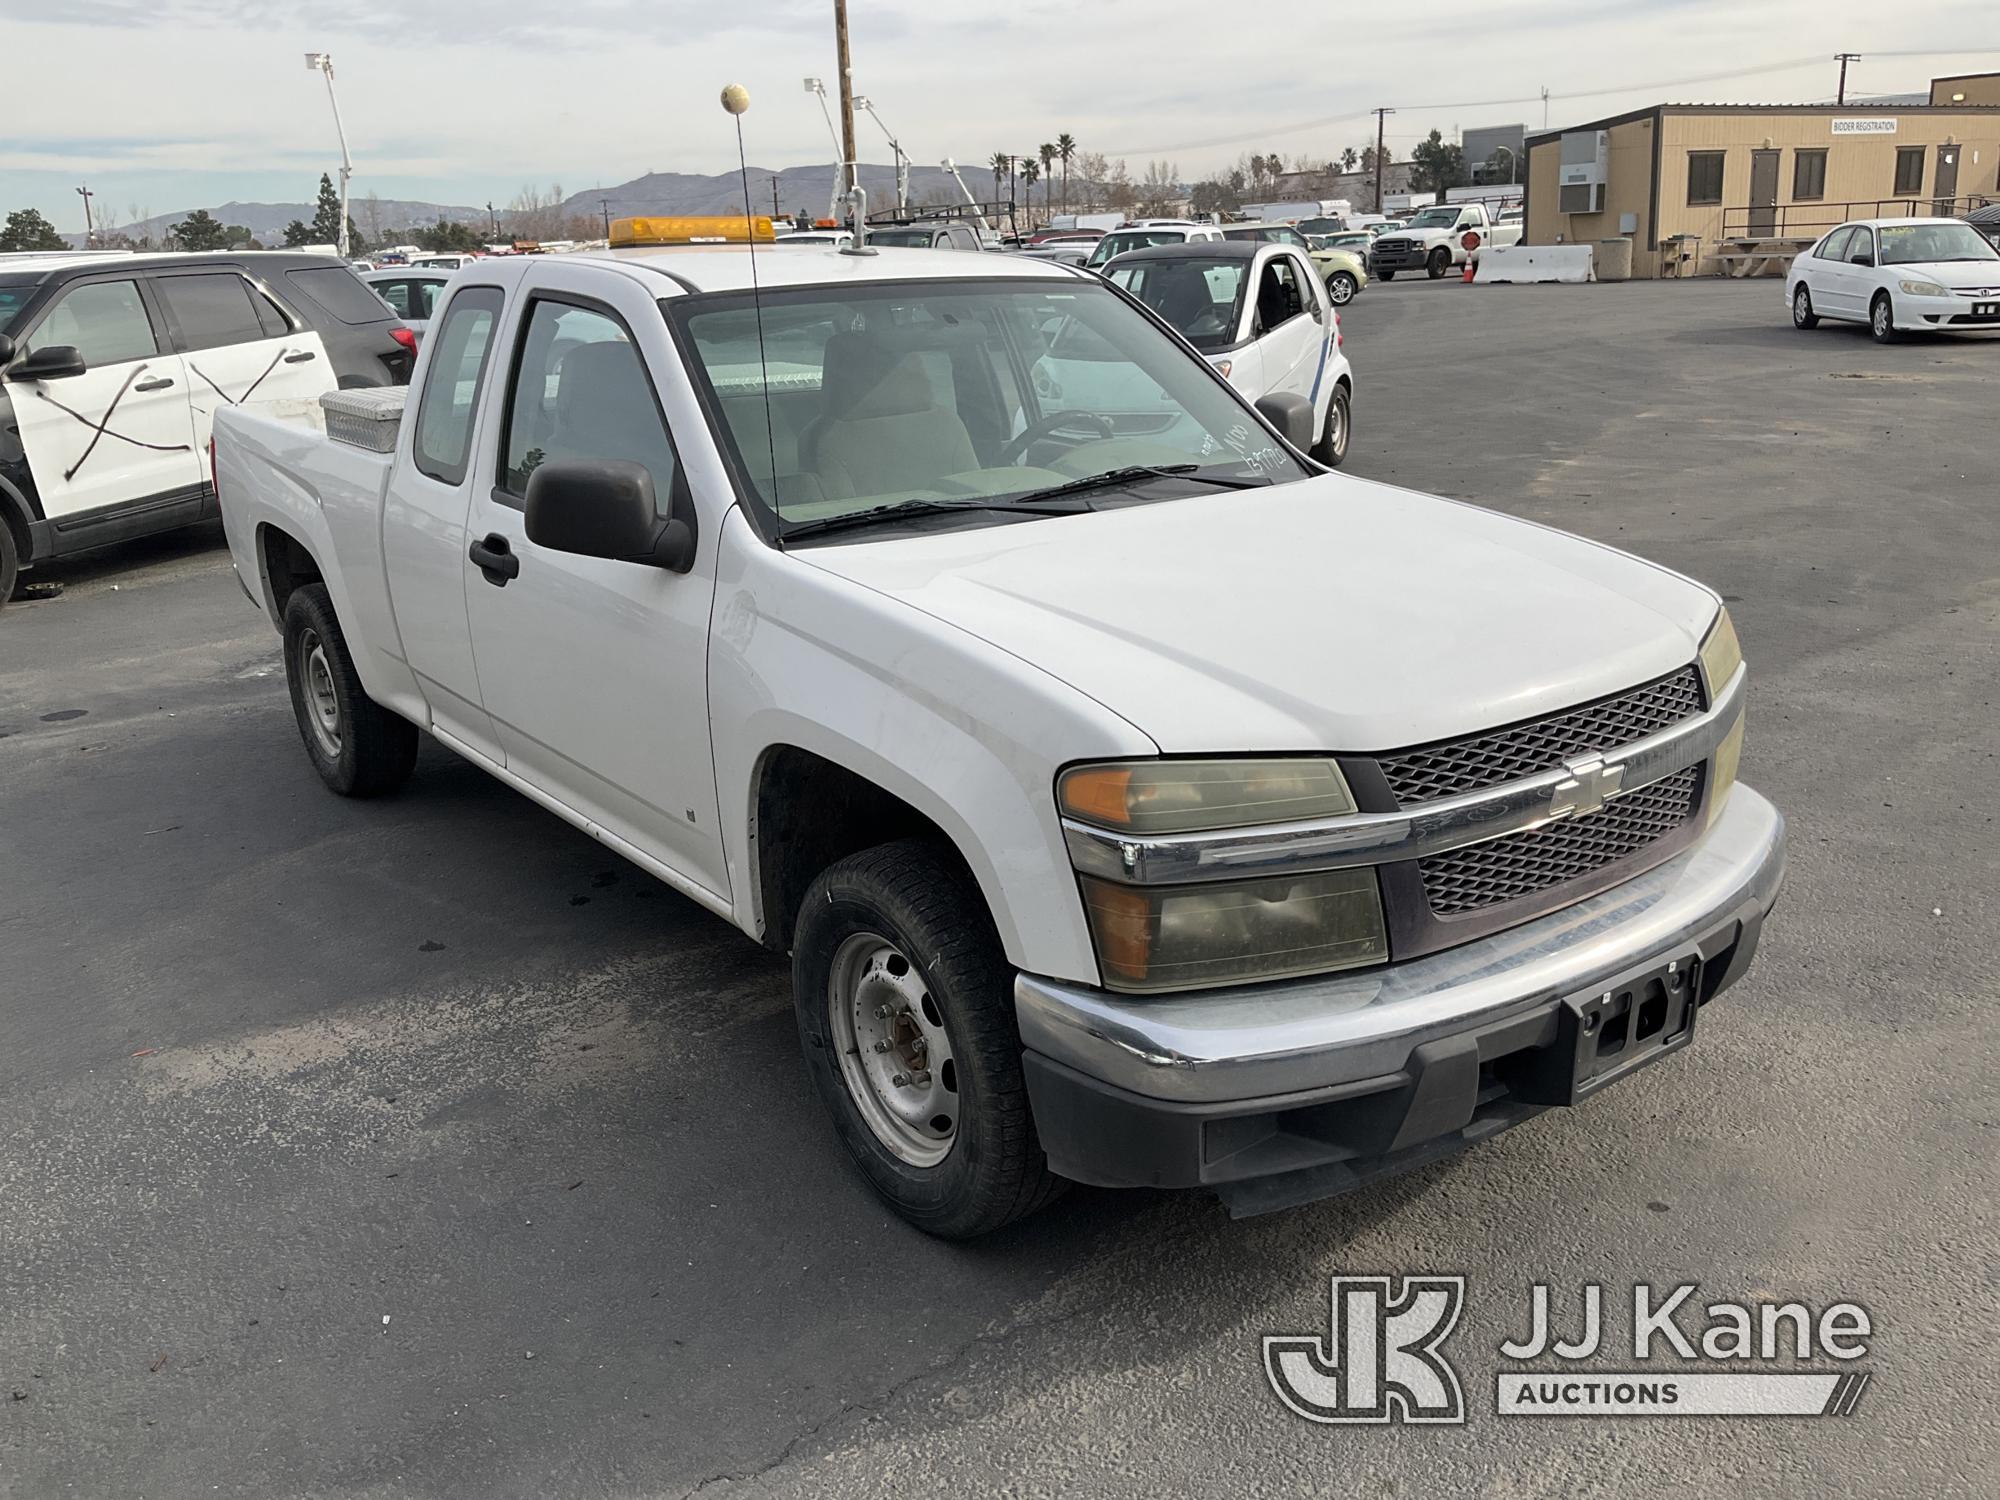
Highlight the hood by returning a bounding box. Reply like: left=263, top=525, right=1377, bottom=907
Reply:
left=799, top=474, right=1720, bottom=754
left=1900, top=259, right=2000, bottom=290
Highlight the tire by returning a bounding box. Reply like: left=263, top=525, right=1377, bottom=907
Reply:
left=1377, top=269, right=1396, bottom=281
left=1327, top=271, right=1358, bottom=306
left=1312, top=382, right=1352, bottom=468
left=0, top=518, right=18, bottom=609
left=1870, top=291, right=1898, bottom=343
left=792, top=839, right=1065, bottom=1239
left=1426, top=247, right=1452, bottom=279
left=1791, top=284, right=1819, bottom=329
left=282, top=582, right=418, bottom=797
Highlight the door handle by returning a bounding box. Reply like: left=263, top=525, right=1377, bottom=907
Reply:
left=468, top=532, right=520, bottom=585
left=283, top=351, right=317, bottom=364
left=134, top=376, right=175, bottom=391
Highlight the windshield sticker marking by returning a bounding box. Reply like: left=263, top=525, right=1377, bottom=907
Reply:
left=33, top=363, right=194, bottom=481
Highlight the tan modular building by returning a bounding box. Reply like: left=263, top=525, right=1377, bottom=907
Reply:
left=1524, top=94, right=2000, bottom=278
left=1932, top=72, right=2000, bottom=108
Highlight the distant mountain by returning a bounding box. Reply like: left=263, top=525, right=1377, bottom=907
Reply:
left=78, top=162, right=1007, bottom=250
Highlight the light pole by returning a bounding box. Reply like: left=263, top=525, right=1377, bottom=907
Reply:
left=75, top=184, right=95, bottom=247
left=304, top=52, right=353, bottom=258
left=803, top=76, right=848, bottom=222
left=852, top=95, right=908, bottom=211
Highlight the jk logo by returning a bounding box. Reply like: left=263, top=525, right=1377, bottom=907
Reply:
left=1264, top=1276, right=1466, bottom=1424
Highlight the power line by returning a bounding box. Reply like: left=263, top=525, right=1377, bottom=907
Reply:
left=1098, top=46, right=1999, bottom=158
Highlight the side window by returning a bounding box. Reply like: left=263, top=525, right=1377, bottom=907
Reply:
left=1892, top=147, right=1924, bottom=197
left=1818, top=227, right=1854, bottom=261
left=1849, top=227, right=1875, bottom=264
left=24, top=279, right=158, bottom=365
left=498, top=299, right=678, bottom=512
left=155, top=273, right=270, bottom=352
left=373, top=281, right=413, bottom=318
left=1254, top=257, right=1304, bottom=332
left=1293, top=255, right=1324, bottom=322
left=417, top=281, right=446, bottom=318
left=413, top=286, right=502, bottom=487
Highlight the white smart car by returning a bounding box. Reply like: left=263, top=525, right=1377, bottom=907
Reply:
left=1786, top=216, right=2000, bottom=342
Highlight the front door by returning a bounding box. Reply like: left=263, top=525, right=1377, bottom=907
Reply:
left=1934, top=145, right=1961, bottom=215
left=460, top=273, right=729, bottom=900
left=1748, top=150, right=1781, bottom=239
left=7, top=275, right=202, bottom=525
left=1249, top=252, right=1322, bottom=405
left=151, top=268, right=333, bottom=459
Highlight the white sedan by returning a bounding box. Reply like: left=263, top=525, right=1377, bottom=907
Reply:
left=1787, top=217, right=2000, bottom=343
left=1099, top=240, right=1354, bottom=465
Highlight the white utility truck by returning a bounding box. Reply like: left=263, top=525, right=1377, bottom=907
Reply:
left=1370, top=201, right=1524, bottom=278
left=212, top=236, right=1784, bottom=1237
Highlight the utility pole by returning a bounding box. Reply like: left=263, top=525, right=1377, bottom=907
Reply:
left=599, top=199, right=612, bottom=238
left=1834, top=53, right=1861, bottom=106
left=487, top=202, right=499, bottom=240
left=75, top=184, right=95, bottom=247
left=771, top=175, right=782, bottom=220
left=833, top=0, right=858, bottom=199
left=1541, top=87, right=1550, bottom=131
left=1372, top=108, right=1394, bottom=213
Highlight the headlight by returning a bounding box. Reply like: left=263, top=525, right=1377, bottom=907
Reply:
left=1898, top=279, right=1949, bottom=298
left=1699, top=606, right=1744, bottom=824
left=1698, top=605, right=1741, bottom=695
left=1080, top=869, right=1387, bottom=993
left=1059, top=758, right=1355, bottom=834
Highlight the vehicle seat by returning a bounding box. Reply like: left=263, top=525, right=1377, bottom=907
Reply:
left=1148, top=266, right=1213, bottom=331
left=544, top=340, right=678, bottom=498
left=1256, top=270, right=1295, bottom=330
left=801, top=334, right=978, bottom=500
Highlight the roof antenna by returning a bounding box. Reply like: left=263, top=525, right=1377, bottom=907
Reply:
left=723, top=81, right=783, bottom=522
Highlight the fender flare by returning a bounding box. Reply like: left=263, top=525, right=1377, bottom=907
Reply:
left=0, top=473, right=40, bottom=563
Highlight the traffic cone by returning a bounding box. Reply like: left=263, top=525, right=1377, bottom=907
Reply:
left=1462, top=257, right=1477, bottom=283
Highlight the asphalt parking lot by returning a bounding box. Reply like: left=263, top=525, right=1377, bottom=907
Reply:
left=2, top=274, right=1994, bottom=1498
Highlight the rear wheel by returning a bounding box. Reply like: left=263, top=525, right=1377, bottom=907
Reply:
left=282, top=583, right=418, bottom=796
left=1426, top=247, right=1452, bottom=279
left=1791, top=284, right=1819, bottom=329
left=1312, top=383, right=1352, bottom=467
left=792, top=839, right=1064, bottom=1238
left=1327, top=271, right=1358, bottom=306
left=1870, top=292, right=1898, bottom=343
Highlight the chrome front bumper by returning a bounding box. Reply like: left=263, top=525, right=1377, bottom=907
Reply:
left=1017, top=785, right=1785, bottom=1107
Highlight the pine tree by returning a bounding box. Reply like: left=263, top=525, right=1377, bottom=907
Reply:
left=308, top=173, right=344, bottom=244
left=0, top=208, right=68, bottom=252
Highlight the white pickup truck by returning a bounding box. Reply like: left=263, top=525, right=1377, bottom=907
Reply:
left=213, top=243, right=1784, bottom=1237
left=1370, top=201, right=1524, bottom=279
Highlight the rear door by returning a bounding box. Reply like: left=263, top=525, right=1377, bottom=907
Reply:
left=459, top=266, right=729, bottom=898
left=6, top=273, right=202, bottom=525
left=151, top=267, right=333, bottom=457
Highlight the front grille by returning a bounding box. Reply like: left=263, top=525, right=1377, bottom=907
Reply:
left=1375, top=665, right=1708, bottom=919
left=1378, top=667, right=1704, bottom=805
left=1418, top=766, right=1701, bottom=915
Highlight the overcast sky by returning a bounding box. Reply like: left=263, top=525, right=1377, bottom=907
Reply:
left=0, top=1, right=1992, bottom=230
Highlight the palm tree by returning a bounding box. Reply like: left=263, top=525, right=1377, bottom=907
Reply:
left=1056, top=133, right=1077, bottom=214
left=989, top=151, right=1008, bottom=203
left=1020, top=160, right=1040, bottom=228
left=1038, top=142, right=1057, bottom=221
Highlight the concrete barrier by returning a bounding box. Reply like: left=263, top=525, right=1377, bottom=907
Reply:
left=1475, top=245, right=1596, bottom=284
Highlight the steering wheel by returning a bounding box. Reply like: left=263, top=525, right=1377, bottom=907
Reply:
left=997, top=408, right=1116, bottom=466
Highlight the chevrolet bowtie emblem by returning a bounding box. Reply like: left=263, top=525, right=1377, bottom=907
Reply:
left=1550, top=755, right=1624, bottom=819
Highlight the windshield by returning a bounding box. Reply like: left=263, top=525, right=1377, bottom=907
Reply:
left=1877, top=222, right=2000, bottom=265
left=1088, top=229, right=1186, bottom=266
left=1106, top=258, right=1247, bottom=350
left=671, top=277, right=1307, bottom=537
left=1405, top=207, right=1461, bottom=230
left=0, top=278, right=37, bottom=333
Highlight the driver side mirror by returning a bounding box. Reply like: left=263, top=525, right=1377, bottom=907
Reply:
left=7, top=344, right=87, bottom=381
left=524, top=458, right=696, bottom=574
left=1254, top=391, right=1315, bottom=452
left=0, top=333, right=14, bottom=368
left=1851, top=251, right=1875, bottom=267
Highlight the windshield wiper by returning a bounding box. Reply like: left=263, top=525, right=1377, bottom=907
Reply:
left=779, top=494, right=1087, bottom=543
left=1010, top=464, right=1272, bottom=505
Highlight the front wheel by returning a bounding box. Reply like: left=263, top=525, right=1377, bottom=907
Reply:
left=1327, top=271, right=1358, bottom=306
left=792, top=839, right=1065, bottom=1238
left=1426, top=247, right=1452, bottom=279
left=1377, top=268, right=1395, bottom=281
left=0, top=519, right=18, bottom=609
left=1312, top=383, right=1352, bottom=467
left=1791, top=284, right=1819, bottom=329
left=1870, top=292, right=1898, bottom=343
left=282, top=582, right=419, bottom=796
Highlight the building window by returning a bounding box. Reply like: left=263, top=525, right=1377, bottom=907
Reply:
left=1793, top=150, right=1828, bottom=202
left=1686, top=152, right=1726, bottom=206
left=1893, top=147, right=1924, bottom=197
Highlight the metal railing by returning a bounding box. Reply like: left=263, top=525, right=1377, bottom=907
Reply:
left=1720, top=195, right=1999, bottom=242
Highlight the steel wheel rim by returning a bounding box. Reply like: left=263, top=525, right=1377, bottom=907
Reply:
left=1327, top=395, right=1347, bottom=458
left=299, top=628, right=341, bottom=758
left=827, top=931, right=958, bottom=1167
